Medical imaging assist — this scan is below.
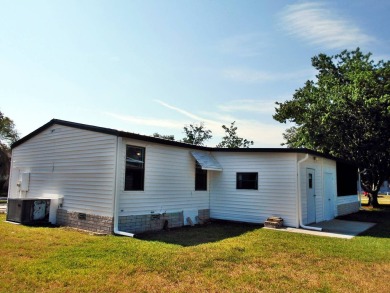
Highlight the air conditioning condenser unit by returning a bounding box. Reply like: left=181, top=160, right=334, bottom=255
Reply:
left=6, top=198, right=50, bottom=225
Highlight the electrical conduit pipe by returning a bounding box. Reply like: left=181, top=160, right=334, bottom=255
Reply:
left=113, top=136, right=134, bottom=237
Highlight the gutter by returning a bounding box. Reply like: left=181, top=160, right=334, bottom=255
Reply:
left=297, top=154, right=322, bottom=231
left=113, top=136, right=134, bottom=237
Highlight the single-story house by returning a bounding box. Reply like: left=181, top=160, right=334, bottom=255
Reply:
left=7, top=119, right=359, bottom=235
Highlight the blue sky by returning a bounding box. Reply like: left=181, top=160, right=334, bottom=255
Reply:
left=1, top=0, right=389, bottom=147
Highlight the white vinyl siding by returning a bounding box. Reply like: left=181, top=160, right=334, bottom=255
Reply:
left=9, top=124, right=117, bottom=217
left=8, top=119, right=342, bottom=227
left=337, top=194, right=359, bottom=205
left=336, top=195, right=360, bottom=216
left=117, top=139, right=210, bottom=216
left=210, top=152, right=298, bottom=227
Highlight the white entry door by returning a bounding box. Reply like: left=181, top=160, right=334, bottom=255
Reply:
left=324, top=172, right=335, bottom=220
left=306, top=168, right=316, bottom=224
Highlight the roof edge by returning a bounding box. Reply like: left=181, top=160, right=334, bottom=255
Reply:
left=10, top=119, right=341, bottom=162
left=11, top=119, right=209, bottom=151
left=11, top=119, right=57, bottom=149
left=213, top=147, right=338, bottom=160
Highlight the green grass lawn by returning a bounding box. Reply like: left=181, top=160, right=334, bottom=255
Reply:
left=1, top=210, right=389, bottom=293
left=361, top=194, right=390, bottom=205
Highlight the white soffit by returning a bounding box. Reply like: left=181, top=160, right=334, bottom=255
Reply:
left=190, top=151, right=223, bottom=171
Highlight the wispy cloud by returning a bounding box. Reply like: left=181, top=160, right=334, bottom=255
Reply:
left=155, top=100, right=285, bottom=147
left=107, top=100, right=286, bottom=147
left=218, top=99, right=277, bottom=114
left=105, top=112, right=187, bottom=129
left=372, top=54, right=390, bottom=63
left=222, top=68, right=314, bottom=83
left=155, top=100, right=221, bottom=127
left=227, top=119, right=286, bottom=147
left=154, top=100, right=206, bottom=122
left=216, top=33, right=268, bottom=57
left=222, top=68, right=274, bottom=83
left=279, top=2, right=375, bottom=49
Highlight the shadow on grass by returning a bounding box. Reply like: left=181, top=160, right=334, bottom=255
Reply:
left=135, top=220, right=261, bottom=247
left=337, top=205, right=390, bottom=238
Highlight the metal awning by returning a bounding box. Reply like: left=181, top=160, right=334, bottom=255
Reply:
left=190, top=151, right=223, bottom=171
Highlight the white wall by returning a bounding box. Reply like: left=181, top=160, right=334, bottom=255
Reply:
left=9, top=124, right=117, bottom=217
left=9, top=121, right=343, bottom=226
left=336, top=195, right=360, bottom=216
left=337, top=195, right=359, bottom=205
left=209, top=152, right=298, bottom=227
left=117, top=139, right=210, bottom=216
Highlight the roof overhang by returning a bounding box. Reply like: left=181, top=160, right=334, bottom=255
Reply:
left=191, top=151, right=223, bottom=171
left=10, top=118, right=345, bottom=164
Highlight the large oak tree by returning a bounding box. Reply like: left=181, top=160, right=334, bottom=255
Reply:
left=273, top=48, right=390, bottom=207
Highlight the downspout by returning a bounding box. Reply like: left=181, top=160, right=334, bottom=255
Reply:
left=297, top=154, right=322, bottom=231
left=113, top=136, right=134, bottom=237
left=358, top=168, right=362, bottom=208
left=208, top=166, right=211, bottom=221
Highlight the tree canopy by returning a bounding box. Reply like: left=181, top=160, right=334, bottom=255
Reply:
left=0, top=111, right=19, bottom=182
left=182, top=122, right=212, bottom=146
left=0, top=111, right=19, bottom=146
left=152, top=133, right=175, bottom=141
left=273, top=48, right=390, bottom=206
left=216, top=121, right=254, bottom=148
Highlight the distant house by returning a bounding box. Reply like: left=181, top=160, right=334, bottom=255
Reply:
left=7, top=119, right=359, bottom=235
left=379, top=180, right=390, bottom=194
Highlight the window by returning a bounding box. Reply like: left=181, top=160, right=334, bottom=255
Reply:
left=336, top=161, right=357, bottom=196
left=308, top=173, right=313, bottom=189
left=236, top=172, right=258, bottom=190
left=195, top=161, right=207, bottom=191
left=125, top=145, right=145, bottom=191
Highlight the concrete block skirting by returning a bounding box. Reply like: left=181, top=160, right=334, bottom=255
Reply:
left=56, top=208, right=211, bottom=235
left=119, top=209, right=210, bottom=234
left=198, top=209, right=210, bottom=221
left=337, top=202, right=360, bottom=216
left=57, top=209, right=113, bottom=234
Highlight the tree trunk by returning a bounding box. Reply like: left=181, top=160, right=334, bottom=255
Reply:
left=359, top=169, right=383, bottom=208
left=370, top=191, right=380, bottom=208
